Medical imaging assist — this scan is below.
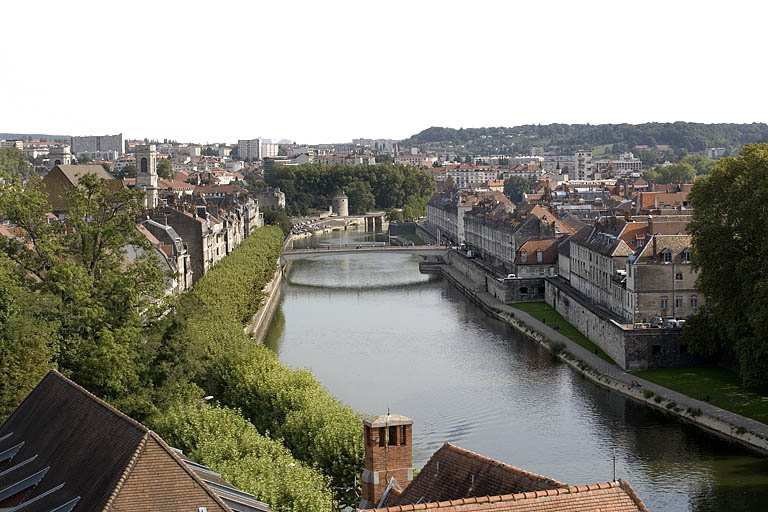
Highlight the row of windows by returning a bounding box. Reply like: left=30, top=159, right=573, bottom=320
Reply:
left=660, top=295, right=698, bottom=309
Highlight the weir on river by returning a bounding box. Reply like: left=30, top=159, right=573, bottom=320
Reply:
left=266, top=229, right=768, bottom=512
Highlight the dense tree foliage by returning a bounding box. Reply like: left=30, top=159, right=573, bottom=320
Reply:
left=0, top=257, right=57, bottom=418
left=154, top=402, right=334, bottom=512
left=685, top=145, right=768, bottom=389
left=265, top=163, right=434, bottom=216
left=401, top=123, right=768, bottom=156
left=157, top=158, right=174, bottom=179
left=503, top=177, right=534, bottom=203
left=0, top=175, right=164, bottom=401
left=644, top=163, right=696, bottom=184
left=0, top=148, right=33, bottom=178
left=0, top=171, right=353, bottom=509
left=170, top=227, right=363, bottom=508
left=263, top=207, right=293, bottom=236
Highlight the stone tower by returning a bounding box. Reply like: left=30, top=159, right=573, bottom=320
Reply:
left=332, top=191, right=349, bottom=217
left=136, top=144, right=159, bottom=209
left=360, top=414, right=414, bottom=509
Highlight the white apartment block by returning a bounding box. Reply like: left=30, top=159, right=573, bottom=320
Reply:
left=238, top=138, right=279, bottom=161
left=445, top=168, right=499, bottom=189
left=574, top=151, right=593, bottom=180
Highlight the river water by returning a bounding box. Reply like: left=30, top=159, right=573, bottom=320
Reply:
left=267, top=230, right=768, bottom=511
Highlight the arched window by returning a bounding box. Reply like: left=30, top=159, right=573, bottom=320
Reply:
left=140, top=157, right=148, bottom=174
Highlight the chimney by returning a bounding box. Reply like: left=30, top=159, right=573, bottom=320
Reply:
left=652, top=235, right=657, bottom=260
left=647, top=215, right=654, bottom=236
left=360, top=414, right=414, bottom=509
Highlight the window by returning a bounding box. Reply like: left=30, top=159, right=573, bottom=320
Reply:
left=388, top=425, right=398, bottom=446
left=652, top=345, right=661, bottom=356
left=662, top=251, right=672, bottom=263
left=378, top=427, right=386, bottom=447
left=400, top=425, right=407, bottom=446
left=140, top=157, right=148, bottom=174
left=681, top=250, right=691, bottom=263
left=675, top=272, right=683, bottom=280
left=675, top=296, right=683, bottom=308
left=691, top=295, right=698, bottom=308
left=660, top=296, right=668, bottom=309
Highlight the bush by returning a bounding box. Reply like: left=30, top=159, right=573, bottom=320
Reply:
left=642, top=389, right=655, bottom=399
left=153, top=401, right=334, bottom=512
left=175, top=226, right=363, bottom=508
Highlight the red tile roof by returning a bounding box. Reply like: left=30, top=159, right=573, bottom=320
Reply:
left=365, top=480, right=649, bottom=512
left=389, top=444, right=563, bottom=507
left=516, top=238, right=558, bottom=265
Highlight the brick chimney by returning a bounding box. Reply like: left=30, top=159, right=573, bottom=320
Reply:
left=360, top=414, right=414, bottom=509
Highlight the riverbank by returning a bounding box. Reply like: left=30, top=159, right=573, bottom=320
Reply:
left=432, top=258, right=768, bottom=456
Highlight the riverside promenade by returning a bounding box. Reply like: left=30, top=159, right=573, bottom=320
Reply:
left=438, top=261, right=768, bottom=455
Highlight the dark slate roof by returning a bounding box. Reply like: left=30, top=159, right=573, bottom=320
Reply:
left=0, top=371, right=269, bottom=512
left=389, top=444, right=564, bottom=507
left=0, top=371, right=148, bottom=511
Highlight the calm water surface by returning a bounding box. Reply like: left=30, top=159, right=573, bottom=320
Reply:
left=267, top=230, right=768, bottom=511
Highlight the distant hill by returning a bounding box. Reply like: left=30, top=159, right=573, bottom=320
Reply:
left=400, top=123, right=768, bottom=156
left=0, top=133, right=70, bottom=142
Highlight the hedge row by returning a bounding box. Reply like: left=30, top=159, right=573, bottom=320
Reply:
left=176, top=226, right=363, bottom=508
left=154, top=401, right=334, bottom=512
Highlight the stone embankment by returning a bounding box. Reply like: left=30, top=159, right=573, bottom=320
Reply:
left=431, top=258, right=768, bottom=456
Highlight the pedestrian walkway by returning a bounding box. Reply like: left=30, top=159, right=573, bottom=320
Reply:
left=440, top=263, right=768, bottom=454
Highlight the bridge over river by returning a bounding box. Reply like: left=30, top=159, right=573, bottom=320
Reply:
left=281, top=243, right=447, bottom=261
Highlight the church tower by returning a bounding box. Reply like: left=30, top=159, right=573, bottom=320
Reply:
left=136, top=144, right=159, bottom=209
left=360, top=414, right=414, bottom=509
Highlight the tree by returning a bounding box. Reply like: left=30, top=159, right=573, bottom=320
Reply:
left=157, top=158, right=174, bottom=179
left=644, top=163, right=695, bottom=184
left=263, top=207, right=292, bottom=236
left=0, top=174, right=165, bottom=401
left=686, top=144, right=768, bottom=389
left=503, top=177, right=534, bottom=204
left=0, top=148, right=33, bottom=179
left=0, top=257, right=57, bottom=420
left=119, top=164, right=137, bottom=178
left=346, top=181, right=375, bottom=214
left=681, top=154, right=715, bottom=176
left=78, top=154, right=93, bottom=164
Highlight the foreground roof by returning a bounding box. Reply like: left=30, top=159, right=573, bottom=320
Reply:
left=0, top=371, right=267, bottom=512
left=389, top=444, right=564, bottom=507
left=365, top=480, right=648, bottom=512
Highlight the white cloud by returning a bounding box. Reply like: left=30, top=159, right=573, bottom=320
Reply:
left=1, top=0, right=765, bottom=143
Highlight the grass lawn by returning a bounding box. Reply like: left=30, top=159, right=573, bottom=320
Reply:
left=512, top=302, right=614, bottom=364
left=635, top=367, right=768, bottom=425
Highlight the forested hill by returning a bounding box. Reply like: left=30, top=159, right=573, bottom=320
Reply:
left=401, top=123, right=768, bottom=155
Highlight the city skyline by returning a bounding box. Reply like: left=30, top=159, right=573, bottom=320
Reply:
left=2, top=0, right=767, bottom=143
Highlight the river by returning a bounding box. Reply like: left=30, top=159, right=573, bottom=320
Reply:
left=266, top=229, right=768, bottom=511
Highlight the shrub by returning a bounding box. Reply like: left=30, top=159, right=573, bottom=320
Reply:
left=642, top=390, right=655, bottom=399
left=152, top=401, right=334, bottom=512
left=174, top=226, right=363, bottom=507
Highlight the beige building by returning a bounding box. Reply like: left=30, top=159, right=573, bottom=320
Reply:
left=627, top=234, right=700, bottom=323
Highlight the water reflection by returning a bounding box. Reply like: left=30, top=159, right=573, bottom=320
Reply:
left=265, top=248, right=768, bottom=512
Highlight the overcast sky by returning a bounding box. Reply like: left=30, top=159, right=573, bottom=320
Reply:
left=2, top=0, right=766, bottom=144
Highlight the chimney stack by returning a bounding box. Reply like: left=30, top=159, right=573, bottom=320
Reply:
left=360, top=414, right=414, bottom=509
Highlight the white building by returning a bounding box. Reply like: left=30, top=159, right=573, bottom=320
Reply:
left=445, top=168, right=499, bottom=189
left=238, top=138, right=278, bottom=160
left=574, top=151, right=593, bottom=180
